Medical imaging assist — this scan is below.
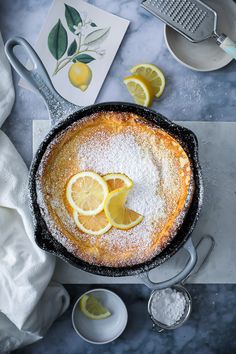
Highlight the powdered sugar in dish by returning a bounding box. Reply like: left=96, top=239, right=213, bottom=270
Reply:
left=150, top=288, right=187, bottom=326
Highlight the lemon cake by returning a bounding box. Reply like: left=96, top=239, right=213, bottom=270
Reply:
left=36, top=111, right=194, bottom=267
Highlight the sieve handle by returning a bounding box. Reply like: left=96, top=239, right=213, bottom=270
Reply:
left=138, top=238, right=197, bottom=290
left=218, top=35, right=236, bottom=60
left=5, top=37, right=79, bottom=126
left=152, top=324, right=164, bottom=333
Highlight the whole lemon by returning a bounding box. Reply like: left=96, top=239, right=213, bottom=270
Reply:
left=68, top=62, right=92, bottom=91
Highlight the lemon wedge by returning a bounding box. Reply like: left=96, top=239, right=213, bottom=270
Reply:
left=104, top=187, right=144, bottom=230
left=130, top=63, right=165, bottom=98
left=103, top=173, right=133, bottom=191
left=66, top=171, right=109, bottom=216
left=80, top=294, right=111, bottom=320
left=123, top=75, right=154, bottom=107
left=73, top=210, right=112, bottom=236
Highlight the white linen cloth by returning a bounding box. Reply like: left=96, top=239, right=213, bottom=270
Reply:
left=0, top=32, right=70, bottom=353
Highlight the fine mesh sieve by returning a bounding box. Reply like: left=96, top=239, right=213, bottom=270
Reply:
left=148, top=285, right=192, bottom=332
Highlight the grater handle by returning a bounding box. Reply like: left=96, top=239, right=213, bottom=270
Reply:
left=218, top=35, right=236, bottom=60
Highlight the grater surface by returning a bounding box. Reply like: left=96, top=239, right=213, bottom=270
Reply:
left=141, top=0, right=217, bottom=42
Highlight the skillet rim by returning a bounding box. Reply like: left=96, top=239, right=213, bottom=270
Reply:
left=29, top=101, right=203, bottom=277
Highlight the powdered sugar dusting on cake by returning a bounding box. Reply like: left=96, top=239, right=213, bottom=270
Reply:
left=35, top=113, right=195, bottom=267
left=78, top=131, right=165, bottom=223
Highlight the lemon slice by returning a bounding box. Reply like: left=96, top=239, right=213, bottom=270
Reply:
left=73, top=210, right=112, bottom=236
left=103, top=173, right=133, bottom=191
left=80, top=294, right=111, bottom=320
left=123, top=75, right=154, bottom=107
left=130, top=64, right=165, bottom=98
left=104, top=187, right=144, bottom=230
left=66, top=171, right=109, bottom=216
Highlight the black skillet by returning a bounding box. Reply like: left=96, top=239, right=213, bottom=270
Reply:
left=5, top=37, right=203, bottom=289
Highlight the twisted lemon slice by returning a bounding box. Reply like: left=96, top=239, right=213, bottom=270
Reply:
left=104, top=187, right=144, bottom=230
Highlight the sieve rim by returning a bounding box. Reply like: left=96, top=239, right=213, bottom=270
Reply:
left=147, top=284, right=192, bottom=330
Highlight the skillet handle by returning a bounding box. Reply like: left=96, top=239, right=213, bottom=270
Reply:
left=5, top=37, right=78, bottom=126
left=138, top=238, right=197, bottom=290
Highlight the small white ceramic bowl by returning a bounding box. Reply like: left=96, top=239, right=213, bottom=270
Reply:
left=72, top=288, right=128, bottom=344
left=164, top=24, right=232, bottom=72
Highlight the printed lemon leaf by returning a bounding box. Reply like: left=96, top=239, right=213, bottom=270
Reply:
left=65, top=4, right=82, bottom=33
left=90, top=22, right=97, bottom=27
left=73, top=54, right=95, bottom=64
left=67, top=39, right=77, bottom=56
left=84, top=27, right=110, bottom=46
left=48, top=19, right=68, bottom=60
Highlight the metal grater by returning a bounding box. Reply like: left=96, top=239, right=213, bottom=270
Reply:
left=141, top=0, right=236, bottom=61
left=141, top=0, right=219, bottom=43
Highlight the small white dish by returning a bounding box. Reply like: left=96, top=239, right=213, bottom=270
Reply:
left=72, top=288, right=128, bottom=344
left=164, top=24, right=232, bottom=72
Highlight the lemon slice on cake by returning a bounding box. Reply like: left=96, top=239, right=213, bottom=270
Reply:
left=104, top=187, right=144, bottom=230
left=130, top=64, right=165, bottom=98
left=66, top=171, right=109, bottom=216
left=73, top=210, right=112, bottom=236
left=103, top=173, right=133, bottom=191
left=123, top=75, right=154, bottom=107
left=80, top=294, right=111, bottom=320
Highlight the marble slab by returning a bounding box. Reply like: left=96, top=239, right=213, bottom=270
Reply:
left=33, top=120, right=236, bottom=284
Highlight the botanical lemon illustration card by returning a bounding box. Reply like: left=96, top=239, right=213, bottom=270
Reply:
left=20, top=0, right=129, bottom=106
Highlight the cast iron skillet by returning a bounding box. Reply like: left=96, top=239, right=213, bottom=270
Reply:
left=5, top=37, right=203, bottom=289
